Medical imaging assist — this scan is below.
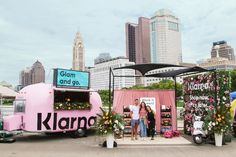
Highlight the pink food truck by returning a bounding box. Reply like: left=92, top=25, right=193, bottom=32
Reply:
left=0, top=69, right=102, bottom=141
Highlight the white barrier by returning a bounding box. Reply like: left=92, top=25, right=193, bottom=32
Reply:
left=0, top=105, right=14, bottom=117
left=177, top=107, right=184, bottom=119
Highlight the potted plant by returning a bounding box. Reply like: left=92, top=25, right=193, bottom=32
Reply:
left=203, top=103, right=232, bottom=146
left=96, top=107, right=124, bottom=148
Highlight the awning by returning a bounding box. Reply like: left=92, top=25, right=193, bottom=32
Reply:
left=145, top=66, right=211, bottom=78
left=230, top=92, right=236, bottom=99
left=113, top=63, right=184, bottom=76
left=0, top=86, right=18, bottom=98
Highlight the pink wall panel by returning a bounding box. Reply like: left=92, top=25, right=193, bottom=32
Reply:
left=113, top=90, right=177, bottom=132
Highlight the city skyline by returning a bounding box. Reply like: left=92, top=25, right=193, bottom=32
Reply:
left=1, top=0, right=236, bottom=85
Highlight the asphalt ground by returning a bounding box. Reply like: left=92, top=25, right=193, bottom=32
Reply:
left=0, top=131, right=236, bottom=157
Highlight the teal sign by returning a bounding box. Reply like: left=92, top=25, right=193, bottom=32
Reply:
left=54, top=69, right=89, bottom=89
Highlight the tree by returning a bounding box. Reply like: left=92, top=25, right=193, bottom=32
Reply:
left=98, top=79, right=183, bottom=107
left=230, top=70, right=236, bottom=92
left=128, top=79, right=183, bottom=97
left=98, top=90, right=110, bottom=107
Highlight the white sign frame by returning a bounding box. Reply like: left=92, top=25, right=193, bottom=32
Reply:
left=140, top=97, right=156, bottom=112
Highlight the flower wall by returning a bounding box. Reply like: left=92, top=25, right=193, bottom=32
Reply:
left=203, top=71, right=232, bottom=134
left=183, top=71, right=231, bottom=135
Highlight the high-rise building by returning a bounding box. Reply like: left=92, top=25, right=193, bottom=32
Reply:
left=125, top=17, right=151, bottom=64
left=72, top=32, right=85, bottom=71
left=211, top=41, right=235, bottom=61
left=136, top=17, right=151, bottom=64
left=198, top=41, right=236, bottom=70
left=19, top=61, right=45, bottom=88
left=150, top=9, right=182, bottom=64
left=31, top=60, right=45, bottom=84
left=94, top=53, right=112, bottom=64
left=125, top=23, right=137, bottom=63
left=89, top=57, right=135, bottom=91
left=20, top=67, right=32, bottom=87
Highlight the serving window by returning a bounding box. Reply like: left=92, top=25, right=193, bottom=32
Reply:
left=54, top=90, right=91, bottom=110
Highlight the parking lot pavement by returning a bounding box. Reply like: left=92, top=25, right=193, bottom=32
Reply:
left=0, top=133, right=236, bottom=157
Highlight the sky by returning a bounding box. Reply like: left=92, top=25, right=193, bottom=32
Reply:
left=0, top=0, right=236, bottom=86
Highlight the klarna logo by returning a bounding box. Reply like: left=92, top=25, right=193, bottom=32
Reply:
left=187, top=82, right=211, bottom=91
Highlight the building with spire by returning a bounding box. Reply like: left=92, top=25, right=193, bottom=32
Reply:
left=72, top=32, right=85, bottom=71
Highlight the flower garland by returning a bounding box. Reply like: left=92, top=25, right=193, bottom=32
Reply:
left=54, top=98, right=91, bottom=110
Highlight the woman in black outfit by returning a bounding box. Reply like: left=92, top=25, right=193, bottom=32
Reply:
left=147, top=105, right=156, bottom=140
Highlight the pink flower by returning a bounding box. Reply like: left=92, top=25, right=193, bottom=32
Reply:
left=209, top=105, right=214, bottom=110
left=209, top=97, right=214, bottom=103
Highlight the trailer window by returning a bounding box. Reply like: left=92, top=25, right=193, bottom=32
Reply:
left=54, top=91, right=91, bottom=110
left=14, top=100, right=26, bottom=112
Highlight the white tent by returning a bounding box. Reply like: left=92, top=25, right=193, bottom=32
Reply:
left=0, top=86, right=17, bottom=98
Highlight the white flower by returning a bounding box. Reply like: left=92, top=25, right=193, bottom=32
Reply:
left=114, top=120, right=118, bottom=124
left=223, top=96, right=226, bottom=101
left=212, top=122, right=215, bottom=126
left=119, top=124, right=124, bottom=130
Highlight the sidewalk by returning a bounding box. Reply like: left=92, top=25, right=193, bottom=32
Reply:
left=116, top=135, right=192, bottom=146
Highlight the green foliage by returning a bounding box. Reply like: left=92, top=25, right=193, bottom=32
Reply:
left=98, top=90, right=110, bottom=107
left=128, top=79, right=183, bottom=97
left=2, top=99, right=14, bottom=106
left=177, top=100, right=184, bottom=107
left=230, top=70, right=236, bottom=92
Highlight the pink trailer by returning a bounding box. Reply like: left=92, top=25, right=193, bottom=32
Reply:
left=2, top=83, right=102, bottom=138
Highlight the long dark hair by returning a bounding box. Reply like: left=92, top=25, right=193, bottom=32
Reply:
left=139, top=101, right=147, bottom=113
left=146, top=105, right=153, bottom=113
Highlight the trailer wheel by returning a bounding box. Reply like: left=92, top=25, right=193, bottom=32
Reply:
left=0, top=133, right=4, bottom=138
left=70, top=128, right=86, bottom=138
